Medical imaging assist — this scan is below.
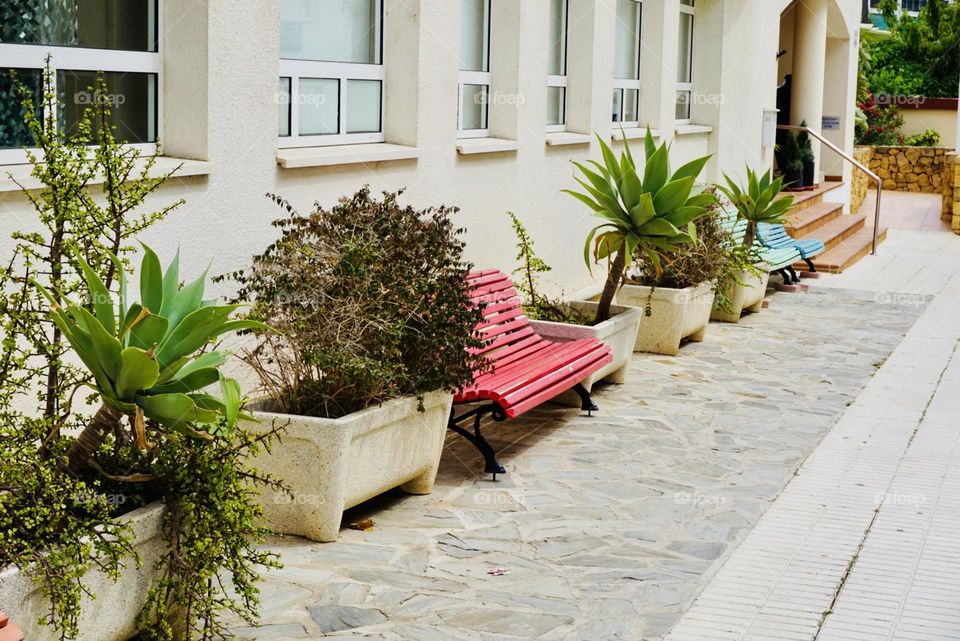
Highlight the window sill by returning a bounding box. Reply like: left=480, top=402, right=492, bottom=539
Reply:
left=611, top=127, right=659, bottom=141
left=456, top=138, right=519, bottom=155
left=0, top=156, right=212, bottom=193
left=674, top=124, right=713, bottom=136
left=545, top=132, right=592, bottom=147
left=276, top=143, right=420, bottom=169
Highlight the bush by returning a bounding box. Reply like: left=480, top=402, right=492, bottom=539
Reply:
left=227, top=187, right=484, bottom=419
left=904, top=129, right=941, bottom=147
left=855, top=95, right=905, bottom=146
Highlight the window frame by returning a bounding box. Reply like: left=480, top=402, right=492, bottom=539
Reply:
left=546, top=0, right=569, bottom=133
left=278, top=0, right=385, bottom=148
left=0, top=3, right=162, bottom=166
left=676, top=0, right=695, bottom=124
left=612, top=0, right=642, bottom=128
left=457, top=0, right=492, bottom=139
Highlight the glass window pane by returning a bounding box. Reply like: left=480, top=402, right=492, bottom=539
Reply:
left=678, top=13, right=694, bottom=83
left=0, top=68, right=41, bottom=149
left=58, top=70, right=157, bottom=143
left=614, top=0, right=641, bottom=79
left=0, top=0, right=157, bottom=51
left=460, top=0, right=490, bottom=72
left=278, top=77, right=291, bottom=137
left=547, top=86, right=565, bottom=126
left=460, top=84, right=488, bottom=130
left=612, top=89, right=623, bottom=123
left=676, top=90, right=691, bottom=120
left=298, top=78, right=339, bottom=135
left=548, top=0, right=567, bottom=76
left=624, top=89, right=639, bottom=122
left=346, top=80, right=381, bottom=133
left=280, top=0, right=381, bottom=63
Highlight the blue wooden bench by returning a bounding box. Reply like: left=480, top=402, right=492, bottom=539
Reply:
left=718, top=209, right=803, bottom=283
left=756, top=222, right=824, bottom=279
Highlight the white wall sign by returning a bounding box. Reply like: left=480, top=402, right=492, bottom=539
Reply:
left=822, top=116, right=840, bottom=130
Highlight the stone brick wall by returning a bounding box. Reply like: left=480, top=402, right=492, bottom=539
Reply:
left=869, top=146, right=946, bottom=194
left=943, top=152, right=960, bottom=234
left=852, top=146, right=874, bottom=214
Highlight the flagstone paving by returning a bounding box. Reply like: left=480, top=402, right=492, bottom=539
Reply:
left=228, top=286, right=925, bottom=641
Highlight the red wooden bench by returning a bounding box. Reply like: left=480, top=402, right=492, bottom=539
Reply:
left=0, top=611, right=23, bottom=641
left=450, top=270, right=613, bottom=478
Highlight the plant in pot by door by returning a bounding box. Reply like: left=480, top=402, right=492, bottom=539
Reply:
left=227, top=188, right=483, bottom=543
left=798, top=121, right=816, bottom=188
left=712, top=166, right=795, bottom=322
left=780, top=131, right=805, bottom=190
left=550, top=130, right=712, bottom=387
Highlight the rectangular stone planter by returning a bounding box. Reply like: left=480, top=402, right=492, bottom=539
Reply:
left=612, top=281, right=716, bottom=355
left=248, top=390, right=453, bottom=542
left=529, top=301, right=643, bottom=406
left=711, top=269, right=770, bottom=323
left=0, top=502, right=166, bottom=641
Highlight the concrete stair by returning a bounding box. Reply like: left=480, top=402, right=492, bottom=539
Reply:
left=784, top=181, right=888, bottom=273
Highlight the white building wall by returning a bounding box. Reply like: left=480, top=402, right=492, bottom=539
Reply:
left=0, top=0, right=863, bottom=298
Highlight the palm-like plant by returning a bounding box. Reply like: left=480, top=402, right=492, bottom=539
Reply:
left=35, top=244, right=268, bottom=476
left=564, top=129, right=715, bottom=323
left=716, top=166, right=795, bottom=249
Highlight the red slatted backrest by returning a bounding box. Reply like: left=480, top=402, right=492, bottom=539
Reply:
left=466, top=270, right=536, bottom=368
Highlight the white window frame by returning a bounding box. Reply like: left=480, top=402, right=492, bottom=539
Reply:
left=458, top=0, right=491, bottom=139
left=0, top=3, right=162, bottom=166
left=279, top=0, right=385, bottom=148
left=546, top=0, right=568, bottom=133
left=612, top=0, right=642, bottom=128
left=676, top=0, right=695, bottom=125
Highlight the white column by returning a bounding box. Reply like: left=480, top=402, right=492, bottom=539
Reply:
left=791, top=0, right=828, bottom=175
left=639, top=0, right=681, bottom=139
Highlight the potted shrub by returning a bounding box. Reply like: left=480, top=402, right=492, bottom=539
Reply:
left=551, top=131, right=713, bottom=381
left=228, top=188, right=482, bottom=543
left=780, top=131, right=804, bottom=189
left=798, top=121, right=816, bottom=188
left=712, top=166, right=794, bottom=322
left=1, top=66, right=282, bottom=641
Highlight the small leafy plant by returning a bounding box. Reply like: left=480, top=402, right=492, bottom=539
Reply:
left=225, top=187, right=484, bottom=419
left=904, top=129, right=940, bottom=146
left=564, top=130, right=714, bottom=324
left=716, top=166, right=794, bottom=249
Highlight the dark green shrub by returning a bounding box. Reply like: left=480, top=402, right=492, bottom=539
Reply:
left=226, top=187, right=484, bottom=419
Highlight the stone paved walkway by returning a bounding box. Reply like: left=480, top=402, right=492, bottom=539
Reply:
left=230, top=286, right=925, bottom=641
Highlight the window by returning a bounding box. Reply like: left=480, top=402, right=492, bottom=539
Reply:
left=612, top=0, right=641, bottom=127
left=547, top=0, right=568, bottom=131
left=279, top=0, right=384, bottom=147
left=676, top=0, right=694, bottom=122
left=459, top=0, right=491, bottom=138
left=0, top=0, right=160, bottom=164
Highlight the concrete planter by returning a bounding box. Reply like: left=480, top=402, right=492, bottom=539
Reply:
left=613, top=281, right=716, bottom=355
left=529, top=301, right=643, bottom=406
left=0, top=503, right=166, bottom=641
left=248, top=390, right=453, bottom=542
left=711, top=269, right=770, bottom=323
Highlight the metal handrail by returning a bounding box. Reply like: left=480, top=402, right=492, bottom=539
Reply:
left=777, top=124, right=882, bottom=255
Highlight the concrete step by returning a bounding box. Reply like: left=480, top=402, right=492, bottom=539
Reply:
left=785, top=180, right=844, bottom=214
left=804, top=227, right=890, bottom=273
left=786, top=201, right=844, bottom=237
left=797, top=213, right=866, bottom=252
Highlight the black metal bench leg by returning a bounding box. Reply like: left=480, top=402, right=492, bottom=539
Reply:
left=787, top=266, right=801, bottom=283
left=448, top=407, right=506, bottom=480
left=572, top=383, right=599, bottom=416
left=803, top=257, right=817, bottom=273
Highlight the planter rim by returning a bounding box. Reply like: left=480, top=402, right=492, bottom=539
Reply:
left=249, top=389, right=450, bottom=426
left=528, top=302, right=643, bottom=333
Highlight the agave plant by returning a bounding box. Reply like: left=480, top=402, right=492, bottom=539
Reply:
left=35, top=244, right=269, bottom=476
left=564, top=129, right=715, bottom=323
left=716, top=166, right=795, bottom=249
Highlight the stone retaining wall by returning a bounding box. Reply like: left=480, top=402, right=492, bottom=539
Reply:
left=942, top=152, right=960, bottom=233
left=852, top=146, right=874, bottom=213
left=868, top=145, right=946, bottom=194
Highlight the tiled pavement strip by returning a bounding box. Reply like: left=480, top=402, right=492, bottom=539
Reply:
left=666, top=220, right=960, bottom=641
